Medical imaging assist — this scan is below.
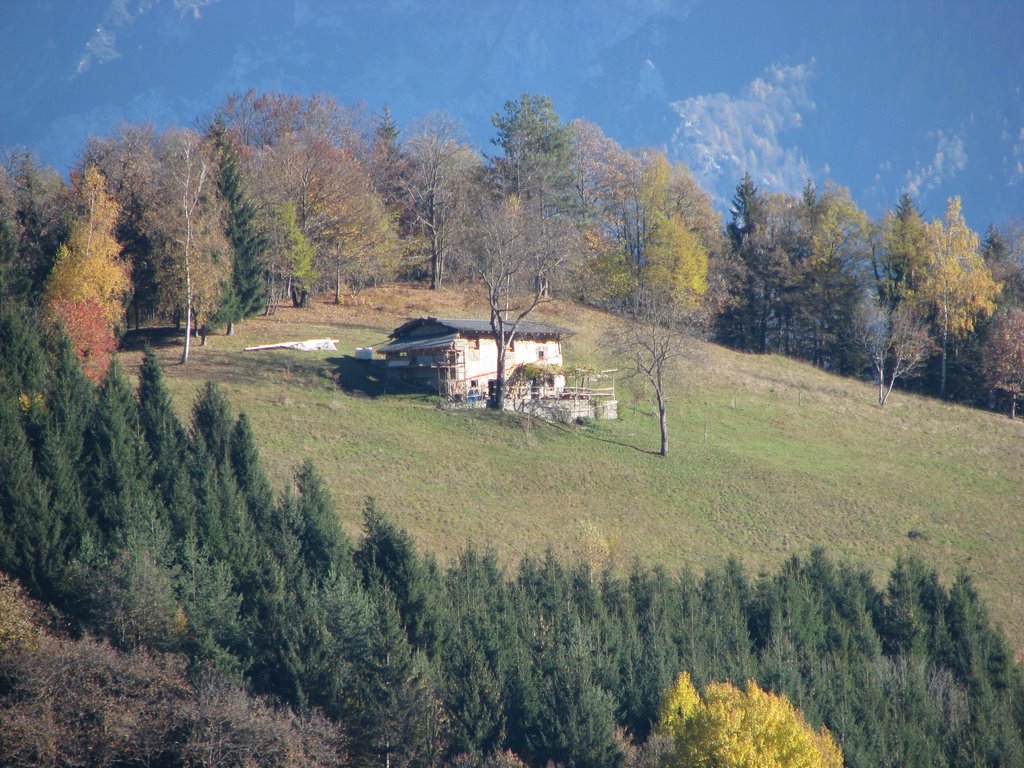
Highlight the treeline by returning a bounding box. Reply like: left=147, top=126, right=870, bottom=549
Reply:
left=2, top=308, right=1024, bottom=767
left=2, top=90, right=1022, bottom=409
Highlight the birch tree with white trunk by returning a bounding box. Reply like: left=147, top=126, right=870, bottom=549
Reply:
left=151, top=129, right=228, bottom=363
left=857, top=298, right=932, bottom=406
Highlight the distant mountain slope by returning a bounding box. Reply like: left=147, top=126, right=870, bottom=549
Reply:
left=2, top=0, right=1022, bottom=225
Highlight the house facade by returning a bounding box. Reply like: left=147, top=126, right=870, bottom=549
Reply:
left=377, top=317, right=570, bottom=401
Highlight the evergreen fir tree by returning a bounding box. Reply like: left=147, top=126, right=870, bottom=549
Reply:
left=190, top=381, right=234, bottom=468
left=213, top=122, right=268, bottom=328
left=0, top=393, right=52, bottom=595
left=245, top=551, right=308, bottom=707
left=46, top=334, right=95, bottom=461
left=81, top=359, right=159, bottom=545
left=27, top=414, right=90, bottom=599
left=138, top=348, right=196, bottom=539
left=177, top=532, right=245, bottom=674
left=355, top=499, right=441, bottom=649
left=444, top=633, right=508, bottom=759
left=0, top=216, right=19, bottom=305
left=304, top=567, right=375, bottom=720
left=0, top=304, right=49, bottom=399
left=293, top=460, right=350, bottom=583
left=229, top=412, right=274, bottom=530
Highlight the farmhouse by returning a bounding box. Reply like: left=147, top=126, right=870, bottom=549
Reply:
left=375, top=317, right=617, bottom=420
left=377, top=317, right=566, bottom=398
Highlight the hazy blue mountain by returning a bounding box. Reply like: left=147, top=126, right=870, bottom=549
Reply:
left=2, top=0, right=1022, bottom=226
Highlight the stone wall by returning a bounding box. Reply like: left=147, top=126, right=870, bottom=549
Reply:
left=505, top=397, right=618, bottom=423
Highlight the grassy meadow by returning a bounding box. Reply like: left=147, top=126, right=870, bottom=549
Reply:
left=120, top=285, right=1024, bottom=651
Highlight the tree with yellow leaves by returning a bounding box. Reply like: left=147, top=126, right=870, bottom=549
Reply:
left=658, top=672, right=844, bottom=768
left=919, top=197, right=1000, bottom=397
left=605, top=150, right=709, bottom=311
left=43, top=166, right=130, bottom=330
left=42, top=166, right=130, bottom=379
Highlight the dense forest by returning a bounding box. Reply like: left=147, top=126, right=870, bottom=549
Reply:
left=2, top=91, right=1024, bottom=766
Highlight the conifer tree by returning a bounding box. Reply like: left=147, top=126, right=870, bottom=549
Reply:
left=719, top=173, right=787, bottom=353
left=229, top=412, right=274, bottom=530
left=46, top=334, right=95, bottom=462
left=293, top=460, right=350, bottom=583
left=0, top=393, right=52, bottom=595
left=0, top=217, right=18, bottom=304
left=178, top=532, right=245, bottom=673
left=245, top=552, right=308, bottom=707
left=87, top=506, right=184, bottom=652
left=187, top=438, right=230, bottom=560
left=876, top=193, right=929, bottom=308
left=350, top=585, right=440, bottom=768
left=190, top=381, right=234, bottom=468
left=25, top=413, right=90, bottom=599
left=81, top=359, right=159, bottom=545
left=444, top=633, right=508, bottom=759
left=0, top=304, right=49, bottom=399
left=185, top=386, right=247, bottom=565
left=212, top=122, right=268, bottom=329
left=305, top=567, right=376, bottom=720
left=138, top=348, right=195, bottom=538
left=490, top=93, right=574, bottom=213
left=356, top=499, right=440, bottom=649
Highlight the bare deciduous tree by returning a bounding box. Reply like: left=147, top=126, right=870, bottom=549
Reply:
left=149, top=129, right=228, bottom=363
left=857, top=298, right=932, bottom=406
left=458, top=195, right=580, bottom=409
left=612, top=296, right=697, bottom=457
left=403, top=112, right=480, bottom=289
left=982, top=307, right=1024, bottom=418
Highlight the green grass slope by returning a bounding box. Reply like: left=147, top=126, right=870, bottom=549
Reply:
left=122, top=285, right=1024, bottom=651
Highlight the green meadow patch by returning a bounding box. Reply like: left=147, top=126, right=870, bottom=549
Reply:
left=122, top=286, right=1024, bottom=651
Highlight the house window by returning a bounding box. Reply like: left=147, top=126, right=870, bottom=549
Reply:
left=537, top=347, right=546, bottom=361
left=469, top=338, right=480, bottom=349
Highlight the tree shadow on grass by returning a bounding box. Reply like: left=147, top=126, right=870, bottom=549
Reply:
left=121, top=326, right=183, bottom=351
left=531, top=413, right=659, bottom=455
left=326, top=356, right=431, bottom=400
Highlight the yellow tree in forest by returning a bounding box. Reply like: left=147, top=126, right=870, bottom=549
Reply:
left=919, top=197, right=1000, bottom=397
left=605, top=150, right=709, bottom=310
left=659, top=672, right=844, bottom=768
left=43, top=166, right=130, bottom=329
left=42, top=166, right=130, bottom=379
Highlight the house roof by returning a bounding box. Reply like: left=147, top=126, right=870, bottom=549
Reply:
left=377, top=332, right=460, bottom=354
left=388, top=316, right=574, bottom=341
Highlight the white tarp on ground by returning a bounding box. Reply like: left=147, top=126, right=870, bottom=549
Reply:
left=244, top=338, right=338, bottom=352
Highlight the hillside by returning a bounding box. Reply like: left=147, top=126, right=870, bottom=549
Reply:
left=122, top=284, right=1024, bottom=650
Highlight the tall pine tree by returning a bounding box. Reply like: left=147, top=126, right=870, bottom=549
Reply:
left=212, top=122, right=268, bottom=331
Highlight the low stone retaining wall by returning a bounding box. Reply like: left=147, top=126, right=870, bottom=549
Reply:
left=506, top=397, right=618, bottom=423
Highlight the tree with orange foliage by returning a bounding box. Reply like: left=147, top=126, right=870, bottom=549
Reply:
left=42, top=166, right=130, bottom=380
left=49, top=299, right=118, bottom=382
